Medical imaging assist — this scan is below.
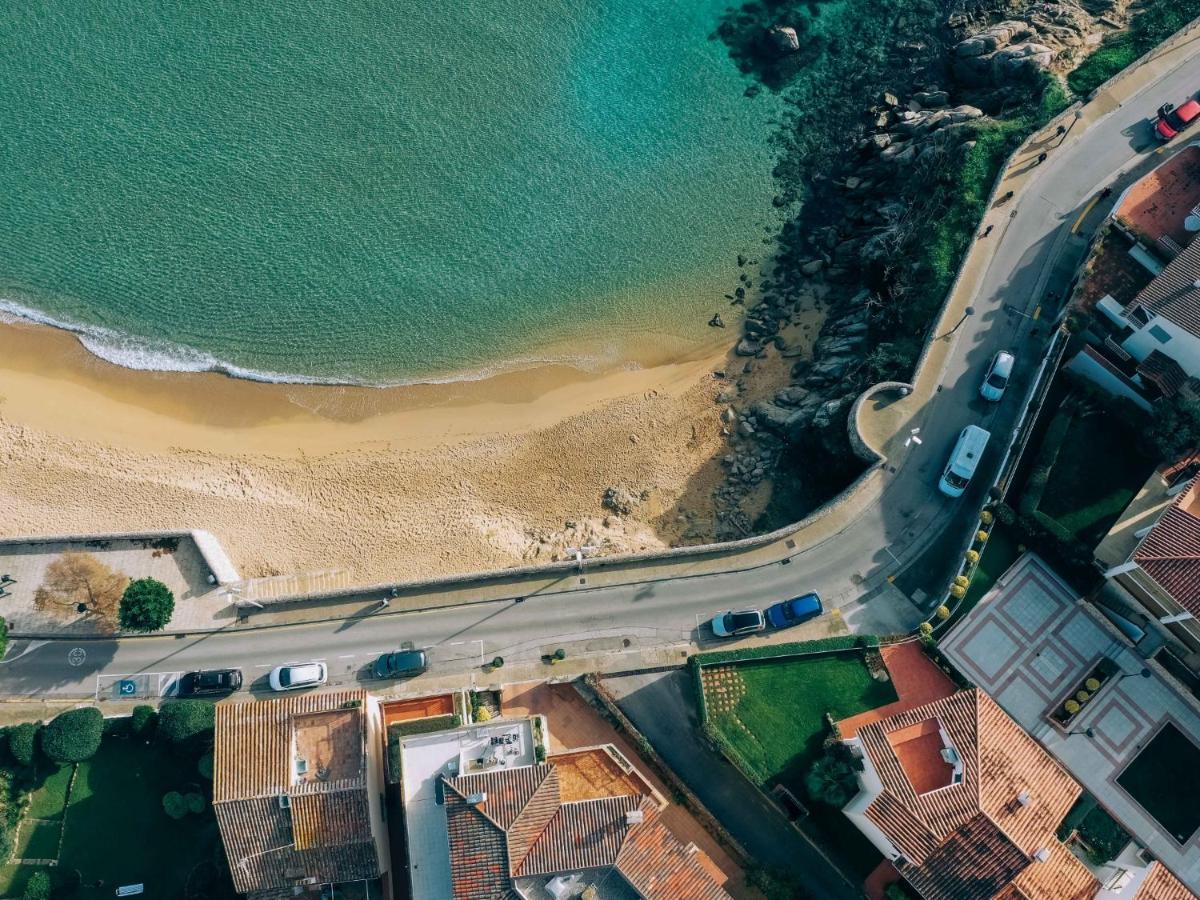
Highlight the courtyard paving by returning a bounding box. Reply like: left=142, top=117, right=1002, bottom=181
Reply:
left=941, top=552, right=1200, bottom=891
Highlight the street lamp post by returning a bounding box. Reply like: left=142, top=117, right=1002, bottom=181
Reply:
left=564, top=545, right=598, bottom=576
left=1057, top=109, right=1086, bottom=146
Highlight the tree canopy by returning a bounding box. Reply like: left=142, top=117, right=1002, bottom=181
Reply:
left=157, top=700, right=215, bottom=745
left=34, top=552, right=128, bottom=625
left=118, top=577, right=175, bottom=633
left=41, top=707, right=103, bottom=764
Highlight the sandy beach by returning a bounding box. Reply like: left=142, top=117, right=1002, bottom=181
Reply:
left=0, top=320, right=741, bottom=583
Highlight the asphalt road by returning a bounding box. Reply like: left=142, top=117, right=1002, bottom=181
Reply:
left=5, top=49, right=1200, bottom=700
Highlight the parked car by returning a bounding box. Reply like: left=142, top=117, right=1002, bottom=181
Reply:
left=1155, top=99, right=1200, bottom=141
left=938, top=424, right=991, bottom=498
left=178, top=668, right=243, bottom=697
left=374, top=649, right=428, bottom=679
left=765, top=593, right=824, bottom=629
left=268, top=661, right=327, bottom=692
left=980, top=350, right=1015, bottom=402
left=710, top=609, right=766, bottom=638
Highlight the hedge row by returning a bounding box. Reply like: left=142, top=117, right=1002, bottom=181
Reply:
left=387, top=714, right=462, bottom=738
left=1019, top=399, right=1077, bottom=517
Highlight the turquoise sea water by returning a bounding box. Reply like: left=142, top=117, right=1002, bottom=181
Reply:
left=0, top=2, right=780, bottom=384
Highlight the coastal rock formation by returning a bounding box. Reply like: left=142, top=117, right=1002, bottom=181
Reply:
left=767, top=25, right=801, bottom=54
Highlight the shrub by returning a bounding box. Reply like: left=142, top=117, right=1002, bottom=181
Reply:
left=491, top=656, right=504, bottom=669
left=949, top=584, right=966, bottom=599
left=804, top=754, right=858, bottom=807
left=918, top=622, right=934, bottom=637
left=1076, top=690, right=1091, bottom=703
left=8, top=722, right=39, bottom=767
left=965, top=549, right=980, bottom=564
left=534, top=744, right=546, bottom=763
left=1085, top=678, right=1100, bottom=692
left=1065, top=700, right=1081, bottom=715
left=185, top=792, right=205, bottom=814
left=976, top=530, right=989, bottom=543
left=198, top=752, right=214, bottom=780
left=157, top=700, right=216, bottom=745
left=118, top=577, right=175, bottom=633
left=162, top=790, right=188, bottom=819
left=979, top=510, right=994, bottom=526
left=553, top=648, right=566, bottom=661
left=0, top=617, right=7, bottom=663
left=994, top=503, right=1017, bottom=526
left=386, top=714, right=462, bottom=738
left=936, top=605, right=951, bottom=620
left=42, top=707, right=103, bottom=764
left=21, top=871, right=51, bottom=900
left=953, top=575, right=969, bottom=588
left=131, top=704, right=158, bottom=737
left=475, top=707, right=493, bottom=722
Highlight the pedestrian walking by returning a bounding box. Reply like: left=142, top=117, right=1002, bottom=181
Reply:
left=983, top=225, right=994, bottom=237
left=1100, top=186, right=1113, bottom=199
left=1036, top=152, right=1048, bottom=165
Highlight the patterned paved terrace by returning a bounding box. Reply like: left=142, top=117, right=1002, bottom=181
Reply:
left=941, top=553, right=1200, bottom=891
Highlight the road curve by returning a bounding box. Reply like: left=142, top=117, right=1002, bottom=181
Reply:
left=7, top=45, right=1200, bottom=698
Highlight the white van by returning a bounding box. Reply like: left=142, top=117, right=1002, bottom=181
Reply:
left=938, top=425, right=990, bottom=498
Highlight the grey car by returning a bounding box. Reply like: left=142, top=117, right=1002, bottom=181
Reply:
left=374, top=649, right=428, bottom=679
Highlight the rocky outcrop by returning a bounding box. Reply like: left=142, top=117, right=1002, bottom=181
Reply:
left=767, top=25, right=801, bottom=54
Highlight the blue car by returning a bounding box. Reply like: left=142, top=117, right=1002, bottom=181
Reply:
left=764, top=593, right=823, bottom=629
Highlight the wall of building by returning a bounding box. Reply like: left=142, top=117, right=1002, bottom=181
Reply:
left=365, top=698, right=392, bottom=881
left=1122, top=312, right=1200, bottom=375
left=1115, top=569, right=1200, bottom=657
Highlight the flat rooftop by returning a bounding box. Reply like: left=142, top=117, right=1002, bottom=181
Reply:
left=291, top=709, right=361, bottom=786
left=550, top=748, right=654, bottom=803
left=887, top=718, right=957, bottom=795
left=400, top=719, right=536, bottom=900
left=1117, top=145, right=1200, bottom=254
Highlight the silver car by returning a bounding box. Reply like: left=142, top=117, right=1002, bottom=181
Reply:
left=268, top=661, right=327, bottom=692
left=710, top=609, right=766, bottom=638
left=980, top=350, right=1014, bottom=402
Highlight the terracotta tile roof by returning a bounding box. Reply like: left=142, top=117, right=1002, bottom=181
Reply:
left=442, top=762, right=731, bottom=900
left=212, top=691, right=381, bottom=896
left=1136, top=862, right=1199, bottom=900
left=903, top=813, right=1028, bottom=900
left=1000, top=839, right=1097, bottom=900
left=1124, top=233, right=1200, bottom=338
left=1139, top=350, right=1190, bottom=398
left=1134, top=477, right=1200, bottom=614
left=616, top=801, right=733, bottom=900
left=854, top=689, right=1091, bottom=900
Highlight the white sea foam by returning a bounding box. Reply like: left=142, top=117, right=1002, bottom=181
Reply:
left=0, top=296, right=628, bottom=388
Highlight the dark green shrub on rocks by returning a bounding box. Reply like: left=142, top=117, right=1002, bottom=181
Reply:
left=42, top=707, right=103, bottom=764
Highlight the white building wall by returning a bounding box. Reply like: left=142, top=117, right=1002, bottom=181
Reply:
left=1122, top=312, right=1200, bottom=375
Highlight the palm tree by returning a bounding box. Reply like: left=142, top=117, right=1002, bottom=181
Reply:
left=805, top=755, right=859, bottom=807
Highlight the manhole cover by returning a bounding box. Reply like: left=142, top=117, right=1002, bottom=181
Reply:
left=68, top=647, right=87, bottom=667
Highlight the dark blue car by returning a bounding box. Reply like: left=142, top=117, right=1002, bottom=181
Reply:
left=764, top=593, right=823, bottom=629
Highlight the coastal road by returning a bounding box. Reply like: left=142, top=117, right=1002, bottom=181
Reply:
left=6, top=46, right=1200, bottom=701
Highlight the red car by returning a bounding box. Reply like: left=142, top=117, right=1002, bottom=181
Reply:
left=1155, top=99, right=1200, bottom=141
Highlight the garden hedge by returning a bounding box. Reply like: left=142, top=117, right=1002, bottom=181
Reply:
left=132, top=704, right=158, bottom=736
left=387, top=714, right=462, bottom=737
left=157, top=699, right=216, bottom=744
left=41, top=706, right=104, bottom=764
left=8, top=722, right=39, bottom=768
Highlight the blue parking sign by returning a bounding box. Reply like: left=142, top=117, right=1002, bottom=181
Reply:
left=118, top=680, right=137, bottom=696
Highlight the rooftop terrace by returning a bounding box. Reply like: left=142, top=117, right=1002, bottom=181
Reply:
left=291, top=709, right=361, bottom=786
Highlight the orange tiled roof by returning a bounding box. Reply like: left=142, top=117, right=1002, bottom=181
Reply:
left=212, top=691, right=380, bottom=896
left=1000, top=839, right=1098, bottom=900
left=856, top=689, right=1093, bottom=900
left=1136, top=862, right=1200, bottom=900
left=442, top=761, right=731, bottom=900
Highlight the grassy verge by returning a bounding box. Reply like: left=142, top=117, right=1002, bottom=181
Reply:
left=1069, top=2, right=1200, bottom=96
left=956, top=523, right=1021, bottom=623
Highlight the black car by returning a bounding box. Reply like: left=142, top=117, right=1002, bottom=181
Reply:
left=374, top=649, right=428, bottom=679
left=178, top=668, right=243, bottom=697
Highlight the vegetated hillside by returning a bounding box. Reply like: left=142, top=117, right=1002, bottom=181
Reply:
left=708, top=0, right=1131, bottom=536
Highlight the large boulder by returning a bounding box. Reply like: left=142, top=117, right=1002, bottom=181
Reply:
left=766, top=25, right=800, bottom=54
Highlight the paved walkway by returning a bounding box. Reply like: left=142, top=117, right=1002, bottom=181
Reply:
left=836, top=641, right=957, bottom=739
left=941, top=552, right=1200, bottom=892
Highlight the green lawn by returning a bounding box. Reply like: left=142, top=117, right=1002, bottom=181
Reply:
left=1035, top=407, right=1154, bottom=547
left=709, top=653, right=897, bottom=792
left=1117, top=723, right=1200, bottom=844
left=24, top=764, right=72, bottom=821
left=0, top=739, right=233, bottom=899
left=955, top=523, right=1021, bottom=624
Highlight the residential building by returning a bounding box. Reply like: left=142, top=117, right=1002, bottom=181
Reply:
left=213, top=690, right=390, bottom=899
left=1099, top=474, right=1200, bottom=667
left=840, top=688, right=1098, bottom=900
left=398, top=717, right=731, bottom=899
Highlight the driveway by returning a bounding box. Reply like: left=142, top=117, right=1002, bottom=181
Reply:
left=603, top=669, right=863, bottom=900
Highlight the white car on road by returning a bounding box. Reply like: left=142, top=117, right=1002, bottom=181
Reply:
left=269, top=661, right=327, bottom=692
left=980, top=350, right=1014, bottom=402
left=710, top=609, right=766, bottom=638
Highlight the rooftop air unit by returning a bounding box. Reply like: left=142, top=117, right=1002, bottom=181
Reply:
left=1017, top=791, right=1031, bottom=807
left=466, top=792, right=488, bottom=805
left=1033, top=848, right=1051, bottom=862
left=626, top=809, right=645, bottom=825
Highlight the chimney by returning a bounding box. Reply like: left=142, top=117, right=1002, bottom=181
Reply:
left=466, top=792, right=487, bottom=806
left=1017, top=791, right=1031, bottom=807
left=625, top=809, right=645, bottom=825
left=1034, top=848, right=1051, bottom=862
